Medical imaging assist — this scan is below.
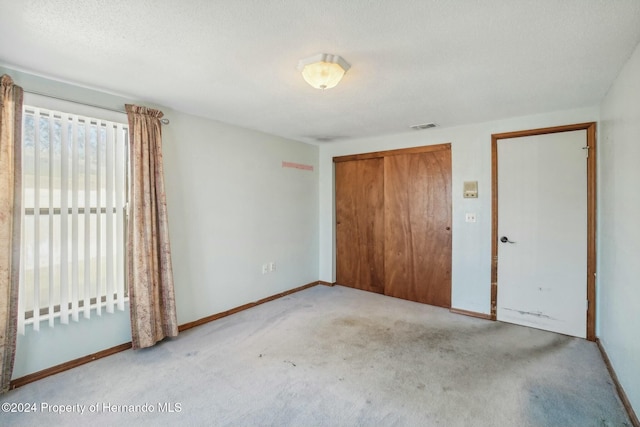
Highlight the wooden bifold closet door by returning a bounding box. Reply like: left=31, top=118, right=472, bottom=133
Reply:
left=334, top=144, right=452, bottom=308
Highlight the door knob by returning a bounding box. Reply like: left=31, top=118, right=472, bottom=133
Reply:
left=500, top=236, right=516, bottom=244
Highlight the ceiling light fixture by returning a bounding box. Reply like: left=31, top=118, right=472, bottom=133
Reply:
left=297, top=53, right=351, bottom=90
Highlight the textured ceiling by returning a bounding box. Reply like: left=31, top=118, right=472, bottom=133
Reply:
left=1, top=0, right=640, bottom=144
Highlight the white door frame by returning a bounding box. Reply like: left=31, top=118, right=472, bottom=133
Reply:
left=491, top=123, right=597, bottom=341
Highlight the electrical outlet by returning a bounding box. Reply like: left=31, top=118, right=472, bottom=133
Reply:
left=262, top=263, right=268, bottom=274
left=269, top=262, right=276, bottom=272
left=465, top=213, right=477, bottom=223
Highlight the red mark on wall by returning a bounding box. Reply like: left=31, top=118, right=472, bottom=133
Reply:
left=282, top=161, right=314, bottom=171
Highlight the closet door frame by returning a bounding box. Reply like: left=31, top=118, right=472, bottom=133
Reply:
left=333, top=143, right=452, bottom=304
left=334, top=143, right=451, bottom=163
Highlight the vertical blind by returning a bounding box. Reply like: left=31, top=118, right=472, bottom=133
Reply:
left=19, top=106, right=128, bottom=334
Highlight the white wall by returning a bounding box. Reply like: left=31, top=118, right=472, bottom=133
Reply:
left=319, top=107, right=599, bottom=314
left=598, top=40, right=640, bottom=416
left=2, top=66, right=319, bottom=377
left=162, top=112, right=319, bottom=324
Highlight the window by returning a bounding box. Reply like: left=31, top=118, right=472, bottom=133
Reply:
left=19, top=104, right=129, bottom=333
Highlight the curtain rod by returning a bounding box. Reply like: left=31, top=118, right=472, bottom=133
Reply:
left=23, top=89, right=170, bottom=125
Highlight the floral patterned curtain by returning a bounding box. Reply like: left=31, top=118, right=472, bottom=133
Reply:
left=0, top=74, right=23, bottom=393
left=125, top=104, right=178, bottom=349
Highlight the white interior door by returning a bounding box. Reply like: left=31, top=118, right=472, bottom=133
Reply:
left=497, top=130, right=587, bottom=338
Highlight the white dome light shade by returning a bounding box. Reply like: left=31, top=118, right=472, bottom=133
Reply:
left=297, top=54, right=351, bottom=90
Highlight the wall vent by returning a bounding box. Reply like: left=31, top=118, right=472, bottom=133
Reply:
left=410, top=123, right=437, bottom=130
left=315, top=136, right=335, bottom=142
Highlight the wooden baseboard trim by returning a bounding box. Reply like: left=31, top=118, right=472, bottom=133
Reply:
left=318, top=280, right=336, bottom=287
left=450, top=307, right=492, bottom=320
left=596, top=338, right=639, bottom=427
left=10, top=342, right=132, bottom=390
left=9, top=281, right=324, bottom=390
left=178, top=281, right=320, bottom=332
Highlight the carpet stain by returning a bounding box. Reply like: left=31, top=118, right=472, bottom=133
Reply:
left=316, top=314, right=576, bottom=396
left=326, top=315, right=573, bottom=360
left=527, top=383, right=631, bottom=427
left=324, top=315, right=496, bottom=359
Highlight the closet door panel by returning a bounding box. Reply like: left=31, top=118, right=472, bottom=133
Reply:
left=384, top=149, right=452, bottom=307
left=335, top=158, right=385, bottom=293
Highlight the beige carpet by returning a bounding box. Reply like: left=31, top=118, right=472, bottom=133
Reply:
left=1, top=285, right=632, bottom=426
